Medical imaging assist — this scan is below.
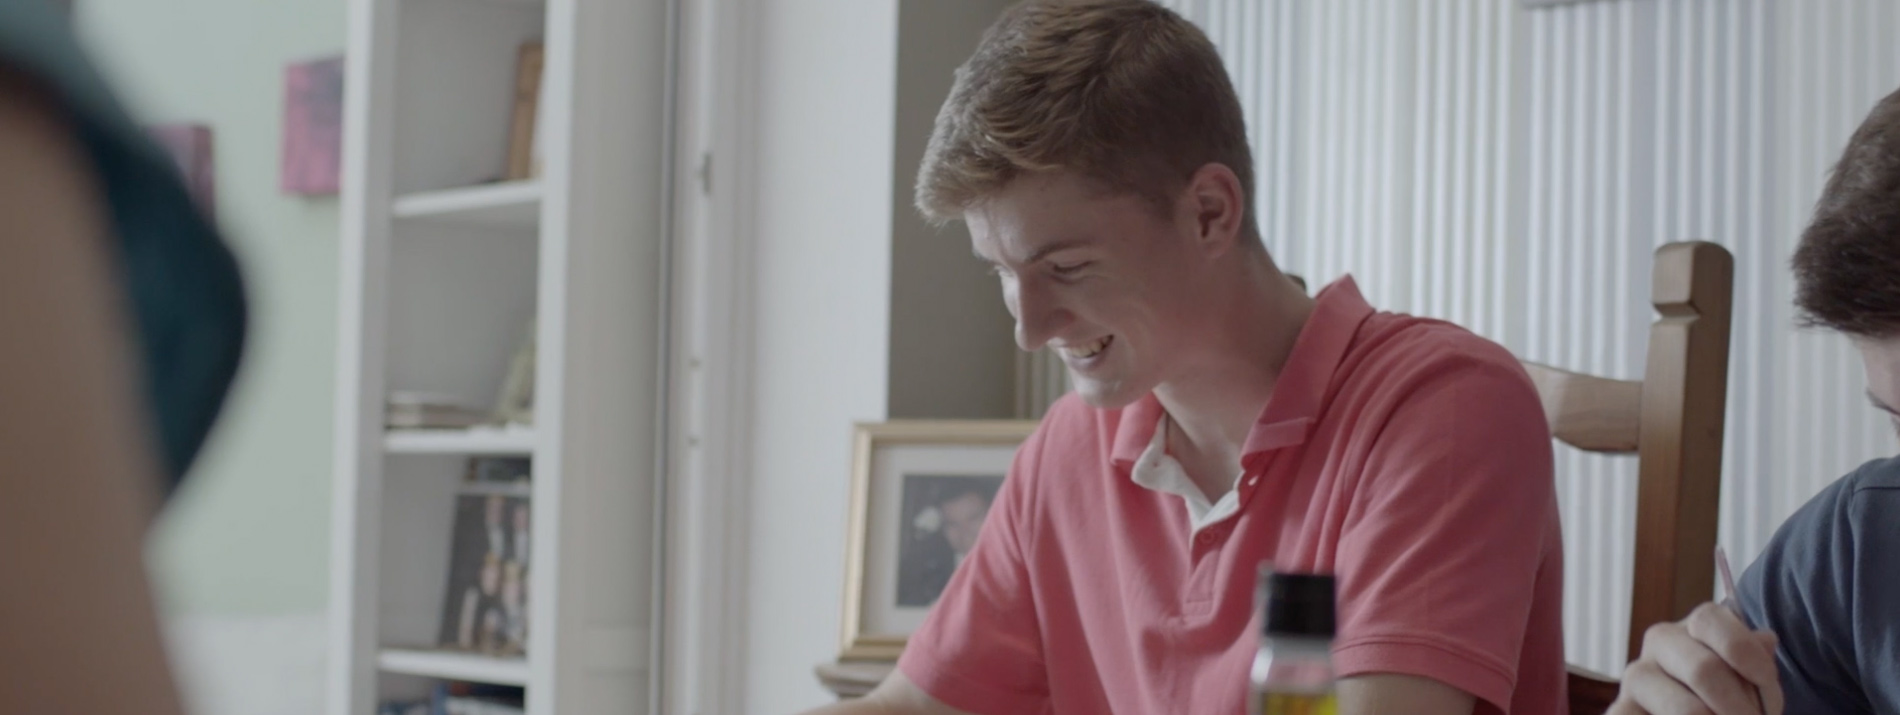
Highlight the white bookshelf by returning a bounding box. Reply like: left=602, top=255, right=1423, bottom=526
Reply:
left=328, top=0, right=669, bottom=712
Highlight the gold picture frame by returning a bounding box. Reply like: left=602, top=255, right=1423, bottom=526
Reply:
left=839, top=419, right=1039, bottom=662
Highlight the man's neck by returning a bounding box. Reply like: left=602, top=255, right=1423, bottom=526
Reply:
left=1155, top=265, right=1314, bottom=498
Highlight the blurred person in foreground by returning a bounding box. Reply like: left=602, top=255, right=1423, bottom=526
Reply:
left=0, top=0, right=246, bottom=711
left=1609, top=87, right=1900, bottom=715
left=801, top=1, right=1566, bottom=713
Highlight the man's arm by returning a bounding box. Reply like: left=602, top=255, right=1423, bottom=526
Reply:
left=1329, top=350, right=1563, bottom=713
left=800, top=671, right=975, bottom=715
left=0, top=69, right=188, bottom=714
left=1337, top=674, right=1477, bottom=715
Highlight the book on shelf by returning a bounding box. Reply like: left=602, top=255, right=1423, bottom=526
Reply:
left=437, top=486, right=531, bottom=656
left=439, top=695, right=525, bottom=715
left=504, top=40, right=544, bottom=182
left=387, top=392, right=492, bottom=430
left=435, top=681, right=525, bottom=715
left=378, top=701, right=431, bottom=715
left=382, top=682, right=525, bottom=715
left=466, top=456, right=531, bottom=485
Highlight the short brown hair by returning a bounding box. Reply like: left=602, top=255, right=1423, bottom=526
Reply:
left=1794, top=87, right=1900, bottom=338
left=915, top=0, right=1254, bottom=237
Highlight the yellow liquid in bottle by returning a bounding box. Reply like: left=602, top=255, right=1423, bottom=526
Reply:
left=1256, top=693, right=1338, bottom=715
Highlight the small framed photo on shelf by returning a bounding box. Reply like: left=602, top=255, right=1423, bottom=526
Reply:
left=437, top=484, right=532, bottom=656
left=838, top=420, right=1038, bottom=662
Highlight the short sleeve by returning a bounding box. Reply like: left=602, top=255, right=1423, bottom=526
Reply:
left=897, top=425, right=1050, bottom=715
left=1331, top=354, right=1559, bottom=713
left=1736, top=466, right=1877, bottom=713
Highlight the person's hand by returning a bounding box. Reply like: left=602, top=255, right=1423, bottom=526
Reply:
left=1609, top=602, right=1783, bottom=715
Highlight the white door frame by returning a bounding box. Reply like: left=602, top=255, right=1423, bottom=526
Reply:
left=656, top=0, right=759, bottom=712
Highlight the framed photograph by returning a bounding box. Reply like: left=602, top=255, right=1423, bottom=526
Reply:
left=839, top=420, right=1038, bottom=661
left=437, top=484, right=531, bottom=656
left=281, top=54, right=344, bottom=195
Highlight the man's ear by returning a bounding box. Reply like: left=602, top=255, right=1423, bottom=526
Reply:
left=1185, top=162, right=1245, bottom=256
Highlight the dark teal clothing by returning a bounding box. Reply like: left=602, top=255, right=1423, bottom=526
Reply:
left=1, top=0, right=247, bottom=492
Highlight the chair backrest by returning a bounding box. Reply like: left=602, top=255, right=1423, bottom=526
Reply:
left=1524, top=241, right=1734, bottom=713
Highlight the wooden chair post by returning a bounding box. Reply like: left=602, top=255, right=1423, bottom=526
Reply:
left=1626, top=241, right=1734, bottom=662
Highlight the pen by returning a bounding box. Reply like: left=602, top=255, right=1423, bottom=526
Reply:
left=1716, top=545, right=1766, bottom=715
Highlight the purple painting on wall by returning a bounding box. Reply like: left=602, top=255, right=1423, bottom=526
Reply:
left=281, top=55, right=344, bottom=195
left=146, top=124, right=215, bottom=216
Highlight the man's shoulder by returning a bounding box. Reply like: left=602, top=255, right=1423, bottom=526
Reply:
left=1841, top=453, right=1900, bottom=495
left=1338, top=311, right=1537, bottom=415
left=1768, top=455, right=1900, bottom=544
left=1742, top=455, right=1900, bottom=613
left=1351, top=311, right=1526, bottom=380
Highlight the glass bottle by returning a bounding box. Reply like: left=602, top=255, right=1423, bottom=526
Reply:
left=1250, top=570, right=1338, bottom=715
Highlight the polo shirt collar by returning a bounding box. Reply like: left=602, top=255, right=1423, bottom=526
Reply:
left=1109, top=276, right=1376, bottom=469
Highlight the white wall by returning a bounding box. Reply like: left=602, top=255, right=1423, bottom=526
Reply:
left=1162, top=0, right=1900, bottom=674
left=741, top=0, right=899, bottom=710
left=885, top=0, right=1018, bottom=421
left=165, top=615, right=328, bottom=715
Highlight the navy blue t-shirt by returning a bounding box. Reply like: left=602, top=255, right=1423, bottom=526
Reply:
left=1739, top=455, right=1900, bottom=714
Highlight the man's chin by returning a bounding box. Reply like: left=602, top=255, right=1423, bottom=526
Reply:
left=1072, top=377, right=1144, bottom=410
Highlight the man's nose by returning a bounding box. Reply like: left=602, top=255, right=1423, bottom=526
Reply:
left=1012, top=276, right=1069, bottom=352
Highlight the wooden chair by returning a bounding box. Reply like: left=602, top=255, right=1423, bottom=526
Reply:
left=1524, top=241, right=1735, bottom=715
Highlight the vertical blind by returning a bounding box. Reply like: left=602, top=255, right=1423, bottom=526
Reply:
left=1158, top=0, right=1900, bottom=673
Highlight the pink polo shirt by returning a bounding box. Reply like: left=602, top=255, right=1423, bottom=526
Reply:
left=897, top=277, right=1565, bottom=714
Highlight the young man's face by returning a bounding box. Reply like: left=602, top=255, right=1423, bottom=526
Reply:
left=968, top=171, right=1211, bottom=409
left=1857, top=335, right=1900, bottom=439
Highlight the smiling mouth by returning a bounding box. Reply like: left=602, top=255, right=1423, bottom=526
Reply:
left=1059, top=335, right=1113, bottom=360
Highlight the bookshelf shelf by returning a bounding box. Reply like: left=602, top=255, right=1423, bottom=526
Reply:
left=384, top=426, right=537, bottom=455
left=377, top=648, right=530, bottom=687
left=391, top=181, right=542, bottom=228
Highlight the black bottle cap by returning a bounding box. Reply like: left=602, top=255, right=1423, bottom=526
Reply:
left=1261, top=571, right=1336, bottom=638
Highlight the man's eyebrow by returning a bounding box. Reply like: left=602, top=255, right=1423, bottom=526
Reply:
left=1867, top=390, right=1900, bottom=416
left=972, top=239, right=1096, bottom=265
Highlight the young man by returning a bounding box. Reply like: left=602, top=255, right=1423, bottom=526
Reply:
left=1611, top=87, right=1900, bottom=715
left=808, top=2, right=1567, bottom=713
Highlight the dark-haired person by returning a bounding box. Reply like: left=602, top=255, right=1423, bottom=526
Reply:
left=1610, top=87, right=1900, bottom=715
left=0, top=0, right=247, bottom=712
